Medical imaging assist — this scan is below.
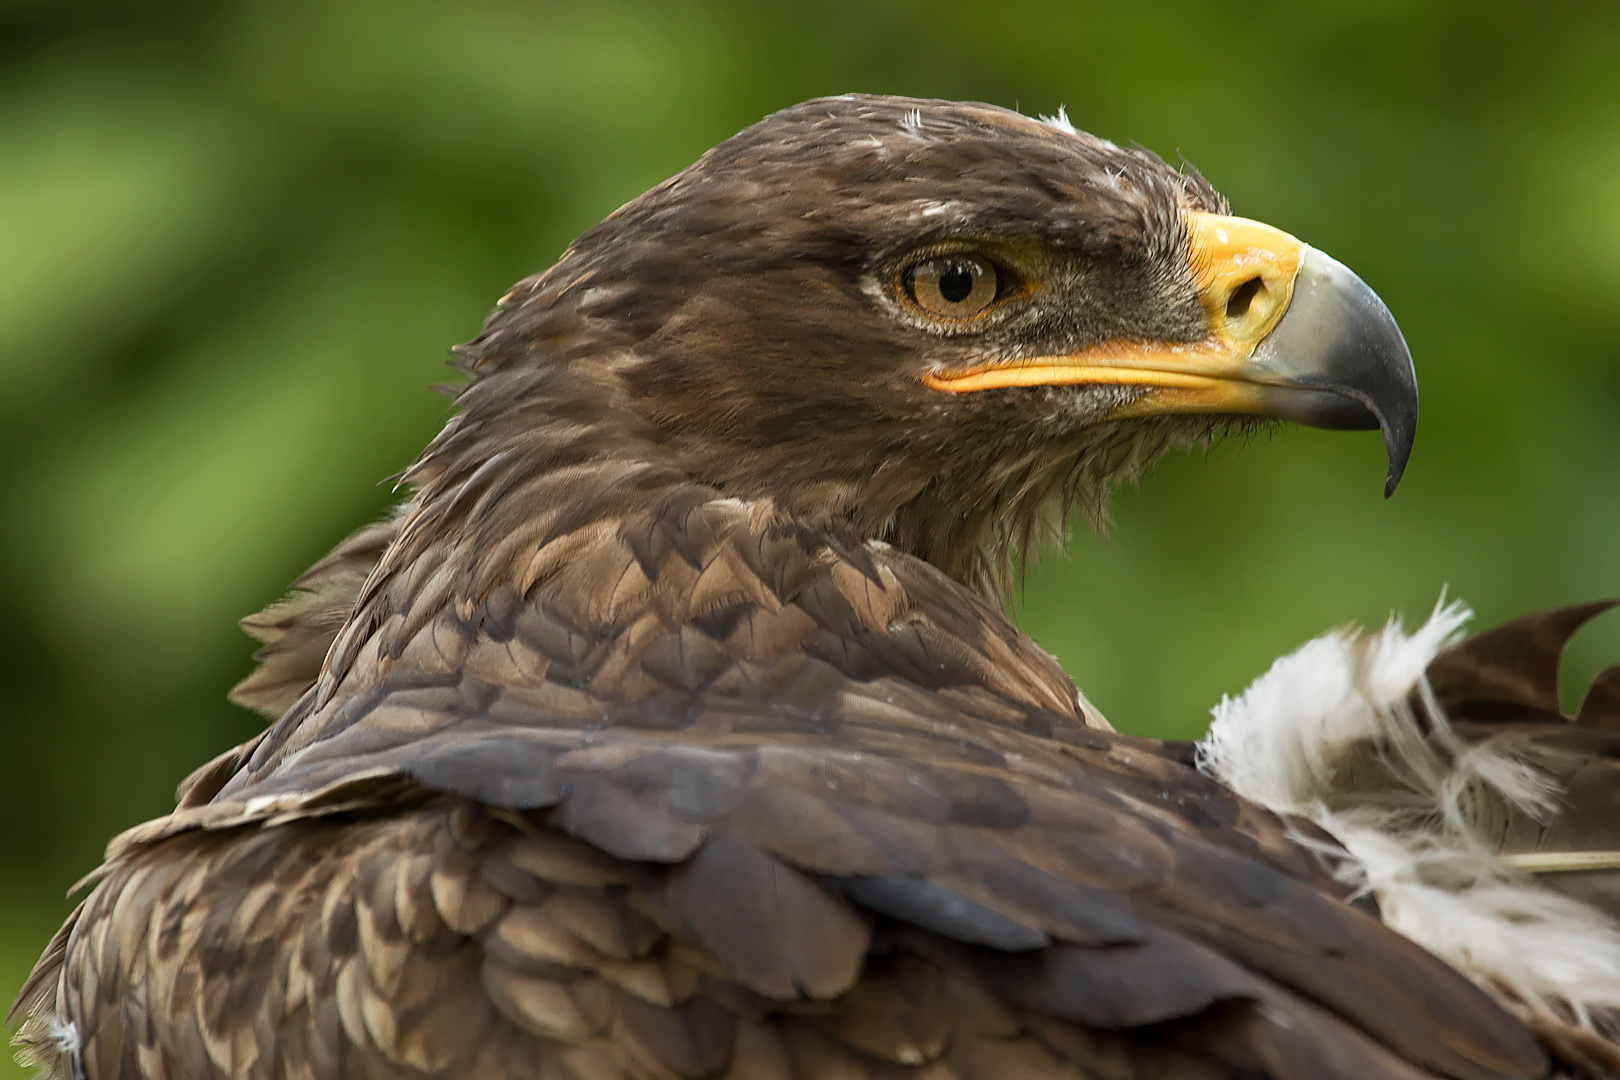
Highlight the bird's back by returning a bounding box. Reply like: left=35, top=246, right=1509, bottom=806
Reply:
left=13, top=496, right=1546, bottom=1080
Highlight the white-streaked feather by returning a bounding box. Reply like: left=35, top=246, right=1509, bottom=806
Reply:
left=1199, top=601, right=1620, bottom=1035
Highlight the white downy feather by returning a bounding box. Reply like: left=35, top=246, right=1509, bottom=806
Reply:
left=1198, top=600, right=1620, bottom=1036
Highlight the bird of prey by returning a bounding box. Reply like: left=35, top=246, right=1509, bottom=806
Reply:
left=9, top=95, right=1570, bottom=1079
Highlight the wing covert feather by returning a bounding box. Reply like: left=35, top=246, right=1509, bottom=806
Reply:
left=14, top=504, right=1549, bottom=1080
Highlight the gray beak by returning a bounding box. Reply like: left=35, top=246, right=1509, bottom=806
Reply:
left=1246, top=247, right=1419, bottom=496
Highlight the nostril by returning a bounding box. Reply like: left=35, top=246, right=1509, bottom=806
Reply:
left=1225, top=275, right=1265, bottom=322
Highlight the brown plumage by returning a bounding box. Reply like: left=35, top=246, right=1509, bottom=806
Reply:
left=11, top=95, right=1552, bottom=1079
left=1425, top=602, right=1620, bottom=920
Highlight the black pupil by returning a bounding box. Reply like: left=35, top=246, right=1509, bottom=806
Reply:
left=938, top=261, right=977, bottom=303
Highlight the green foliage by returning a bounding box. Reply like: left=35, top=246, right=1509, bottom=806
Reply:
left=1, top=1, right=1617, bottom=1061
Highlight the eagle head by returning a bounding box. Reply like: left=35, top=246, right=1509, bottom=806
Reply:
left=425, top=94, right=1416, bottom=598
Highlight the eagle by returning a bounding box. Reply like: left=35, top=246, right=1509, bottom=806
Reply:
left=10, top=94, right=1598, bottom=1080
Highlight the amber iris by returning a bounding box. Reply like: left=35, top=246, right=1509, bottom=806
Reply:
left=904, top=255, right=999, bottom=318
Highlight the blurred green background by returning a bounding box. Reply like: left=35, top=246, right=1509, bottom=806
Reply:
left=2, top=0, right=1618, bottom=1057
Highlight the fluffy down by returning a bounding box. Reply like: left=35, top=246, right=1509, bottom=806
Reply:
left=1198, top=601, right=1620, bottom=1054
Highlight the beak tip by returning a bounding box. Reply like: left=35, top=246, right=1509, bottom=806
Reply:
left=1378, top=389, right=1418, bottom=498
left=1254, top=246, right=1420, bottom=499
left=1382, top=418, right=1415, bottom=497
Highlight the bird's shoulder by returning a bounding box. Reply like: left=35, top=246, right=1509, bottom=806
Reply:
left=18, top=495, right=1546, bottom=1080
left=202, top=491, right=1102, bottom=809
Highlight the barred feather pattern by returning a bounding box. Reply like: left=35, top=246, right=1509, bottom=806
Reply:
left=12, top=500, right=1548, bottom=1080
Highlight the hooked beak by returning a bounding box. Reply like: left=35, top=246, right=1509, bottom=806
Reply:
left=922, top=213, right=1419, bottom=496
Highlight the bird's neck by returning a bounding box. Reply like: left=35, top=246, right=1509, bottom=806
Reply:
left=376, top=350, right=1185, bottom=619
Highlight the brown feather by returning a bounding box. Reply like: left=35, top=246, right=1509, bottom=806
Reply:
left=1430, top=604, right=1620, bottom=925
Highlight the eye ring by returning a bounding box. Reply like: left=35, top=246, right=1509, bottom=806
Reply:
left=900, top=254, right=1002, bottom=320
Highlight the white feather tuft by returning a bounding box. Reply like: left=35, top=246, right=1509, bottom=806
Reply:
left=1040, top=106, right=1078, bottom=135
left=1199, top=599, right=1620, bottom=1035
left=44, top=1017, right=79, bottom=1061
left=1200, top=599, right=1471, bottom=809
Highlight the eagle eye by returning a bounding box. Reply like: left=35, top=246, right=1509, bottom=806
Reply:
left=901, top=254, right=1003, bottom=320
